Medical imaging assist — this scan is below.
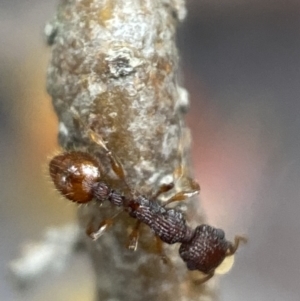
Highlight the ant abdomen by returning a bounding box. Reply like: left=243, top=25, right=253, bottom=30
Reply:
left=179, top=224, right=229, bottom=274
left=49, top=152, right=101, bottom=204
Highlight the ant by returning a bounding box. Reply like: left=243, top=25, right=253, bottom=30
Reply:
left=49, top=110, right=245, bottom=283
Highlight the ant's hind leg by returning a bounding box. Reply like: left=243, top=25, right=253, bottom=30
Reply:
left=127, top=221, right=141, bottom=251
left=70, top=107, right=126, bottom=181
left=86, top=210, right=123, bottom=241
left=227, top=236, right=248, bottom=256
left=88, top=130, right=126, bottom=181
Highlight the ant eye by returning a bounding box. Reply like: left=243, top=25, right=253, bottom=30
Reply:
left=49, top=152, right=101, bottom=203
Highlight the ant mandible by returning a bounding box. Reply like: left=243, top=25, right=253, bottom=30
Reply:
left=49, top=109, right=245, bottom=283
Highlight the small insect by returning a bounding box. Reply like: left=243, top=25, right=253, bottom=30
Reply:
left=49, top=113, right=245, bottom=283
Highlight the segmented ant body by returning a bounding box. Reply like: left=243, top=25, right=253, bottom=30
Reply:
left=49, top=114, right=244, bottom=283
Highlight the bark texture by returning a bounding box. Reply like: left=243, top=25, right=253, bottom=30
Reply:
left=46, top=0, right=217, bottom=300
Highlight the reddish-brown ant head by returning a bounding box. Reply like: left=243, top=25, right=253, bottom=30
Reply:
left=49, top=151, right=101, bottom=203
left=179, top=224, right=229, bottom=274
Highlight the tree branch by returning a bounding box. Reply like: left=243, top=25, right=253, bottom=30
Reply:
left=46, top=0, right=217, bottom=300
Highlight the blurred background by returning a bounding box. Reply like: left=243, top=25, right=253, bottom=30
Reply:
left=0, top=0, right=300, bottom=300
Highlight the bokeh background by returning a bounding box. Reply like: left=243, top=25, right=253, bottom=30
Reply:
left=1, top=1, right=300, bottom=300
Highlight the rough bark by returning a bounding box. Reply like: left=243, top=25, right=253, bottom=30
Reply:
left=46, top=0, right=217, bottom=300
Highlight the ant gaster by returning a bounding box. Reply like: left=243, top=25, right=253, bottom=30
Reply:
left=49, top=110, right=245, bottom=283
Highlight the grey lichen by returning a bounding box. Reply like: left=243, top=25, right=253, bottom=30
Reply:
left=10, top=224, right=81, bottom=287
left=46, top=0, right=216, bottom=300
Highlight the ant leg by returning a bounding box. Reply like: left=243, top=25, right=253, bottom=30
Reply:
left=161, top=126, right=200, bottom=207
left=155, top=236, right=171, bottom=265
left=151, top=183, right=175, bottom=200
left=127, top=220, right=141, bottom=251
left=173, top=124, right=193, bottom=184
left=226, top=236, right=248, bottom=256
left=162, top=178, right=200, bottom=207
left=86, top=210, right=123, bottom=241
left=88, top=130, right=126, bottom=181
left=70, top=107, right=126, bottom=181
left=86, top=219, right=113, bottom=241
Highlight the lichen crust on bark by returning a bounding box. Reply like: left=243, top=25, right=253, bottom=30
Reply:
left=46, top=0, right=216, bottom=300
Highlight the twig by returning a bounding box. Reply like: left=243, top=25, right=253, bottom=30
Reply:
left=46, top=0, right=217, bottom=300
